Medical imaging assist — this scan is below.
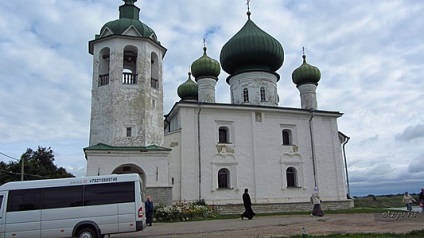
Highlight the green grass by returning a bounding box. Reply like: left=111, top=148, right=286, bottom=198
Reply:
left=352, top=194, right=407, bottom=208
left=288, top=229, right=424, bottom=238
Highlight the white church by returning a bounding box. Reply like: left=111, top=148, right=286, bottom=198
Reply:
left=84, top=0, right=353, bottom=212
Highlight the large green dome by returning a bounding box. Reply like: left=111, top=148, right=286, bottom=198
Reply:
left=292, top=54, right=321, bottom=86
left=98, top=0, right=158, bottom=41
left=191, top=47, right=221, bottom=81
left=220, top=13, right=284, bottom=75
left=177, top=73, right=198, bottom=101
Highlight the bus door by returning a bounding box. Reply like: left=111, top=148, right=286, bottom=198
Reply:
left=0, top=193, right=5, bottom=238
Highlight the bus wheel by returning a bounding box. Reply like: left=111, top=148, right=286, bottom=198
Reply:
left=77, top=227, right=98, bottom=238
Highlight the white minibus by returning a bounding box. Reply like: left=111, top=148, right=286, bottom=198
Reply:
left=0, top=173, right=146, bottom=238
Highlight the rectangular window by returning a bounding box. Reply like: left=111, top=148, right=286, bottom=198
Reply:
left=243, top=88, right=249, bottom=102
left=43, top=186, right=83, bottom=209
left=8, top=189, right=41, bottom=212
left=260, top=87, right=266, bottom=101
left=126, top=127, right=132, bottom=137
left=7, top=182, right=135, bottom=211
left=151, top=77, right=159, bottom=89
left=84, top=182, right=134, bottom=206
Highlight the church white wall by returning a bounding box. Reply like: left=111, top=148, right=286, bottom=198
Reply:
left=164, top=103, right=347, bottom=205
left=165, top=130, right=182, bottom=201
left=85, top=150, right=170, bottom=187
left=310, top=116, right=347, bottom=200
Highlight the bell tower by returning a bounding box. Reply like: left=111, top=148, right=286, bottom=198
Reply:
left=87, top=0, right=167, bottom=147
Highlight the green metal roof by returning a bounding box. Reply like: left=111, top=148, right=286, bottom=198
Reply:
left=177, top=73, right=198, bottom=101
left=98, top=0, right=157, bottom=41
left=292, top=54, right=321, bottom=86
left=191, top=47, right=221, bottom=80
left=220, top=13, right=284, bottom=75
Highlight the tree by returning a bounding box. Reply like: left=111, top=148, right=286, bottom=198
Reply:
left=0, top=146, right=74, bottom=185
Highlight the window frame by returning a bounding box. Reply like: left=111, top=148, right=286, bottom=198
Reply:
left=243, top=88, right=249, bottom=102
left=217, top=168, right=230, bottom=189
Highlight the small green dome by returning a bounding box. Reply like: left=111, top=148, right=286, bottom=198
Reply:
left=99, top=0, right=158, bottom=41
left=177, top=73, right=198, bottom=101
left=292, top=54, right=321, bottom=86
left=191, top=47, right=221, bottom=81
left=220, top=13, right=284, bottom=75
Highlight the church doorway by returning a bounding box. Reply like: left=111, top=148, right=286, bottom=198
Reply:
left=112, top=164, right=146, bottom=193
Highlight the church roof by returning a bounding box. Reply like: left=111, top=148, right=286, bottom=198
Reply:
left=177, top=73, right=198, bottom=101
left=165, top=101, right=343, bottom=120
left=84, top=143, right=171, bottom=153
left=292, top=54, right=321, bottom=86
left=191, top=47, right=220, bottom=80
left=219, top=11, right=284, bottom=76
left=97, top=0, right=158, bottom=41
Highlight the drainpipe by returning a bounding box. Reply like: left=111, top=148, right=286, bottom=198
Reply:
left=342, top=135, right=351, bottom=198
left=197, top=104, right=202, bottom=201
left=308, top=110, right=317, bottom=188
left=164, top=115, right=170, bottom=133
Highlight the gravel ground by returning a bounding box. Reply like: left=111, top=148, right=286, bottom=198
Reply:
left=111, top=211, right=424, bottom=237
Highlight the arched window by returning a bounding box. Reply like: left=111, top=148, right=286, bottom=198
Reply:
left=286, top=167, right=296, bottom=187
left=151, top=52, right=159, bottom=89
left=122, top=46, right=138, bottom=84
left=260, top=87, right=266, bottom=101
left=219, top=127, right=229, bottom=143
left=98, top=47, right=110, bottom=86
left=282, top=129, right=292, bottom=145
left=243, top=88, right=249, bottom=102
left=218, top=168, right=230, bottom=188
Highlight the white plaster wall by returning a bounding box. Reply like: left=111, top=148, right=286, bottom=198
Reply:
left=164, top=130, right=182, bottom=201
left=89, top=36, right=165, bottom=147
left=228, top=71, right=278, bottom=106
left=86, top=150, right=170, bottom=187
left=164, top=104, right=347, bottom=205
left=197, top=77, right=217, bottom=103
left=298, top=84, right=318, bottom=110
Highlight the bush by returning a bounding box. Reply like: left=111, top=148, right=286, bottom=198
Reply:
left=153, top=201, right=216, bottom=222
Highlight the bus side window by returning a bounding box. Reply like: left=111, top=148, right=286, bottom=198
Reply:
left=8, top=189, right=41, bottom=211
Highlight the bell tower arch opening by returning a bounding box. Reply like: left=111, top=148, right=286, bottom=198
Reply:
left=112, top=164, right=146, bottom=192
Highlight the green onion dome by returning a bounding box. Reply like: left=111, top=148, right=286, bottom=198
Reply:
left=177, top=73, right=198, bottom=101
left=220, top=12, right=284, bottom=75
left=292, top=54, right=321, bottom=86
left=191, top=47, right=221, bottom=81
left=99, top=0, right=158, bottom=41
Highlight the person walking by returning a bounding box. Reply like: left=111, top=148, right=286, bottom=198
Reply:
left=145, top=196, right=154, bottom=226
left=310, top=187, right=324, bottom=217
left=402, top=192, right=416, bottom=212
left=418, top=188, right=424, bottom=213
left=241, top=188, right=255, bottom=220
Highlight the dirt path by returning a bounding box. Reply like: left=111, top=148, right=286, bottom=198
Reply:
left=112, top=212, right=424, bottom=237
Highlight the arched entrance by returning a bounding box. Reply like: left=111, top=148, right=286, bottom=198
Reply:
left=112, top=164, right=146, bottom=194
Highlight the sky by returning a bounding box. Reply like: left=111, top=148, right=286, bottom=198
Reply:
left=0, top=0, right=423, bottom=197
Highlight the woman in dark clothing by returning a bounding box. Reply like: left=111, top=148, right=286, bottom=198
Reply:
left=419, top=188, right=424, bottom=213
left=145, top=196, right=154, bottom=226
left=241, top=188, right=255, bottom=220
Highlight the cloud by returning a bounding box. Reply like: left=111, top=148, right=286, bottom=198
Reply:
left=1, top=0, right=424, bottom=197
left=396, top=124, right=424, bottom=142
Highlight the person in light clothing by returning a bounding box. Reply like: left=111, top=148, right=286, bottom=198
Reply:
left=310, top=187, right=324, bottom=217
left=402, top=192, right=416, bottom=212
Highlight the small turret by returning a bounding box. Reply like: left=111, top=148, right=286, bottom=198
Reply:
left=292, top=52, right=321, bottom=110
left=177, top=73, right=198, bottom=101
left=191, top=46, right=220, bottom=103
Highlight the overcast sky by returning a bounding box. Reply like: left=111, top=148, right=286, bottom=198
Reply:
left=1, top=0, right=423, bottom=197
